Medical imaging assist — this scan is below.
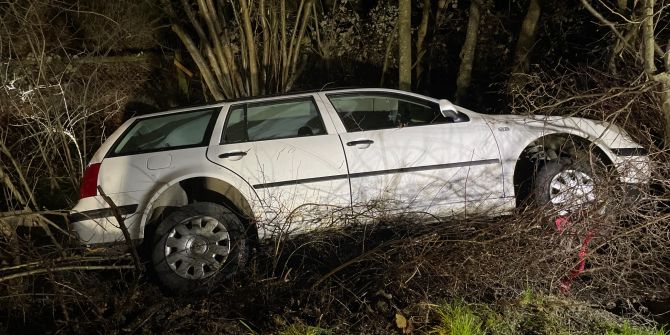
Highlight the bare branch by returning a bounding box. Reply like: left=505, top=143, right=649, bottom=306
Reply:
left=97, top=186, right=144, bottom=273
left=642, top=0, right=657, bottom=74
left=239, top=0, right=259, bottom=96
left=171, top=24, right=225, bottom=100
left=0, top=265, right=135, bottom=283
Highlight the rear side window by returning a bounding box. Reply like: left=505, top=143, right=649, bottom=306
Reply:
left=222, top=98, right=326, bottom=143
left=110, top=109, right=216, bottom=156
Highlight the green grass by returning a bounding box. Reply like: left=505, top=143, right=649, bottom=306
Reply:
left=429, top=293, right=668, bottom=335
left=278, top=323, right=331, bottom=335
left=606, top=321, right=668, bottom=335
left=430, top=301, right=485, bottom=335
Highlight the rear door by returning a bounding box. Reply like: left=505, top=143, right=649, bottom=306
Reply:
left=319, top=91, right=503, bottom=214
left=206, top=95, right=350, bottom=232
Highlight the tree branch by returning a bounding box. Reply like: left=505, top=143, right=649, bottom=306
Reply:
left=0, top=265, right=135, bottom=283
left=97, top=186, right=144, bottom=273
left=172, top=24, right=225, bottom=100
left=642, top=0, right=657, bottom=74
left=580, top=0, right=637, bottom=55
left=239, top=0, right=259, bottom=96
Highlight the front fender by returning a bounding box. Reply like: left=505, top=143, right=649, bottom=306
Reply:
left=485, top=115, right=648, bottom=196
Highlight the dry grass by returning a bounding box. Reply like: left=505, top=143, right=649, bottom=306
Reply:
left=2, top=184, right=668, bottom=333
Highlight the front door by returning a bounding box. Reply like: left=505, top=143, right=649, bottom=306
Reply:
left=206, top=96, right=350, bottom=234
left=320, top=91, right=503, bottom=215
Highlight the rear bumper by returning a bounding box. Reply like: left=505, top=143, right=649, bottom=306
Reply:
left=70, top=204, right=138, bottom=222
left=70, top=195, right=142, bottom=245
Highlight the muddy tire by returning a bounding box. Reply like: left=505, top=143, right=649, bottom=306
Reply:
left=150, top=202, right=248, bottom=294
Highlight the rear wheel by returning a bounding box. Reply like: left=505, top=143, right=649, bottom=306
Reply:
left=150, top=202, right=248, bottom=294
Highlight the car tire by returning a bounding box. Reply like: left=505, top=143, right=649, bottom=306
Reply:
left=531, top=151, right=612, bottom=290
left=531, top=151, right=608, bottom=216
left=150, top=202, right=249, bottom=294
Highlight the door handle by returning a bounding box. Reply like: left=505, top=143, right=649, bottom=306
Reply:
left=219, top=151, right=247, bottom=159
left=346, top=139, right=374, bottom=146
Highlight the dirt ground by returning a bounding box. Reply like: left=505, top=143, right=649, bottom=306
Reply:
left=1, top=214, right=668, bottom=334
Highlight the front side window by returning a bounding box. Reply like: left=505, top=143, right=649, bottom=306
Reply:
left=222, top=98, right=326, bottom=143
left=328, top=93, right=450, bottom=132
left=110, top=109, right=216, bottom=156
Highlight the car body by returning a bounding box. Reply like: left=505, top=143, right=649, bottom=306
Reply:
left=70, top=88, right=649, bottom=247
left=71, top=88, right=651, bottom=290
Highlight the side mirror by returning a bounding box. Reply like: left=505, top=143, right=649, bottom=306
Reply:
left=438, top=99, right=466, bottom=122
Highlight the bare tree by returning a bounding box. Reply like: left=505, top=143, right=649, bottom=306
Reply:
left=414, top=0, right=431, bottom=87
left=455, top=0, right=482, bottom=103
left=170, top=0, right=315, bottom=100
left=512, top=0, right=541, bottom=74
left=398, top=0, right=412, bottom=91
left=580, top=0, right=670, bottom=145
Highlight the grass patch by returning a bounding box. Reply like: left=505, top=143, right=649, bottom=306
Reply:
left=429, top=293, right=668, bottom=335
left=430, top=301, right=485, bottom=335
left=278, top=322, right=331, bottom=335
left=606, top=321, right=668, bottom=335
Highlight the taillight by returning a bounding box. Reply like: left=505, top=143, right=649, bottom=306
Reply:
left=79, top=163, right=101, bottom=199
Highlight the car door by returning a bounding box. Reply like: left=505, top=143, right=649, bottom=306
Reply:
left=206, top=95, right=351, bottom=233
left=319, top=91, right=504, bottom=215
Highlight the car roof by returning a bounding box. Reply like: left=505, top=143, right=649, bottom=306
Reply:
left=129, top=88, right=440, bottom=120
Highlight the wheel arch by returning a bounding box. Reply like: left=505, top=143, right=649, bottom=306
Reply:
left=512, top=132, right=614, bottom=206
left=139, top=174, right=259, bottom=241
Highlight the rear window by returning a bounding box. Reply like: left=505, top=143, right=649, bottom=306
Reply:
left=110, top=109, right=217, bottom=156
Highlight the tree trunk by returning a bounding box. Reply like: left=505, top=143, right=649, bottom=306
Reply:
left=654, top=73, right=670, bottom=145
left=172, top=24, right=225, bottom=100
left=642, top=0, right=656, bottom=75
left=380, top=30, right=396, bottom=87
left=581, top=0, right=670, bottom=144
left=415, top=0, right=431, bottom=87
left=455, top=0, right=481, bottom=103
left=239, top=0, right=259, bottom=96
left=260, top=0, right=270, bottom=94
left=287, top=0, right=313, bottom=91
left=398, top=0, right=412, bottom=91
left=280, top=0, right=288, bottom=87
left=642, top=0, right=670, bottom=145
left=512, top=0, right=541, bottom=74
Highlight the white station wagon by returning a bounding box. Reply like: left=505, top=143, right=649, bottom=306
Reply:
left=70, top=88, right=649, bottom=292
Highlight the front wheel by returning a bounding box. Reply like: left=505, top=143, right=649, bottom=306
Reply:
left=530, top=154, right=610, bottom=291
left=150, top=202, right=249, bottom=294
left=531, top=155, right=607, bottom=216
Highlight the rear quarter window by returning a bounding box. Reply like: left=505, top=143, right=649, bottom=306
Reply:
left=109, top=108, right=217, bottom=156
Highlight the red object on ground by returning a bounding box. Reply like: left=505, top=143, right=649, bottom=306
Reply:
left=555, top=215, right=596, bottom=293
left=555, top=216, right=570, bottom=232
